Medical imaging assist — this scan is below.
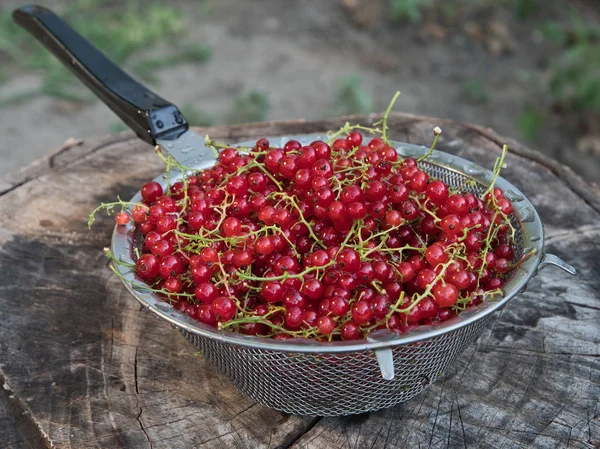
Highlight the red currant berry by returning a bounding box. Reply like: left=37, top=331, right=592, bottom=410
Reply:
left=136, top=254, right=160, bottom=279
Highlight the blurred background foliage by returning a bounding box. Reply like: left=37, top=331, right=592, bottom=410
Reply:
left=0, top=0, right=598, bottom=181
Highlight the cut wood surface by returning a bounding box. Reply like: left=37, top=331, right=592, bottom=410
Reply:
left=0, top=113, right=598, bottom=449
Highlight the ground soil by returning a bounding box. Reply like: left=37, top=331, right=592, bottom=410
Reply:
left=0, top=0, right=598, bottom=184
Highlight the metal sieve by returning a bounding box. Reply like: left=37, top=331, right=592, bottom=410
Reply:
left=111, top=135, right=576, bottom=416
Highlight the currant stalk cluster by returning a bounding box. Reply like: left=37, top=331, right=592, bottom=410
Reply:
left=91, top=110, right=518, bottom=341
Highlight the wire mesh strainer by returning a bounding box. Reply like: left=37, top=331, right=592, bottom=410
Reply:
left=112, top=136, right=575, bottom=417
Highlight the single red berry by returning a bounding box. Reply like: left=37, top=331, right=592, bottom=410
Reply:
left=433, top=283, right=459, bottom=307
left=368, top=137, right=385, bottom=151
left=226, top=175, right=249, bottom=196
left=284, top=139, right=302, bottom=153
left=447, top=195, right=469, bottom=215
left=397, top=262, right=415, bottom=283
left=265, top=149, right=284, bottom=173
left=328, top=201, right=346, bottom=221
left=191, top=264, right=212, bottom=284
left=497, top=197, right=513, bottom=215
left=417, top=268, right=437, bottom=290
left=340, top=321, right=360, bottom=340
left=495, top=244, right=514, bottom=260
left=158, top=254, right=184, bottom=279
left=425, top=243, right=448, bottom=267
left=163, top=277, right=183, bottom=294
left=187, top=211, right=205, bottom=230
left=262, top=281, right=284, bottom=303
left=312, top=160, right=334, bottom=179
left=315, top=187, right=335, bottom=207
left=136, top=254, right=160, bottom=279
left=200, top=247, right=219, bottom=264
left=347, top=201, right=367, bottom=220
left=151, top=239, right=174, bottom=258
left=351, top=300, right=373, bottom=325
left=256, top=138, right=270, bottom=151
left=212, top=296, right=236, bottom=321
left=400, top=199, right=419, bottom=221
left=365, top=180, right=386, bottom=201
left=301, top=279, right=325, bottom=301
left=369, top=201, right=387, bottom=220
left=346, top=131, right=363, bottom=147
left=141, top=181, right=163, bottom=204
left=115, top=211, right=130, bottom=225
left=337, top=248, right=360, bottom=272
left=317, top=316, right=336, bottom=335
left=384, top=210, right=403, bottom=228
left=285, top=306, right=304, bottom=329
left=407, top=170, right=428, bottom=192
left=195, top=282, right=218, bottom=304
left=310, top=141, right=331, bottom=159
left=131, top=205, right=148, bottom=223
left=440, top=214, right=464, bottom=235
left=486, top=277, right=504, bottom=290
left=426, top=180, right=449, bottom=205
left=297, top=146, right=317, bottom=168
left=280, top=156, right=299, bottom=179
left=330, top=296, right=349, bottom=316
left=495, top=258, right=511, bottom=274
left=450, top=270, right=471, bottom=290
left=222, top=217, right=242, bottom=237
left=254, top=236, right=275, bottom=256
left=356, top=262, right=375, bottom=284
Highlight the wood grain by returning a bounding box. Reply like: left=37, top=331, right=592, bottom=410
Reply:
left=0, top=113, right=598, bottom=448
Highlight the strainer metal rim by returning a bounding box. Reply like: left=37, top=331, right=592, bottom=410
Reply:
left=111, top=135, right=544, bottom=353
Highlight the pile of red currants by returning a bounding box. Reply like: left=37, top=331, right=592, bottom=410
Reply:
left=103, top=126, right=518, bottom=341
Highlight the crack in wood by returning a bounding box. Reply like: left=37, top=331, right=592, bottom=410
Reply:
left=227, top=403, right=257, bottom=421
left=453, top=388, right=468, bottom=449
left=0, top=135, right=126, bottom=197
left=282, top=417, right=321, bottom=449
left=134, top=347, right=139, bottom=396
left=135, top=408, right=152, bottom=449
left=133, top=347, right=152, bottom=449
left=429, top=377, right=446, bottom=448
left=565, top=301, right=600, bottom=312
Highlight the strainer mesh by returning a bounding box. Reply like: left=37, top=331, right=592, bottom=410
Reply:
left=183, top=314, right=492, bottom=416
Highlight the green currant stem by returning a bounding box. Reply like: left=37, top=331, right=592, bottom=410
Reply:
left=417, top=129, right=441, bottom=162
left=326, top=123, right=384, bottom=145
left=393, top=259, right=455, bottom=314
left=507, top=248, right=537, bottom=273
left=88, top=198, right=142, bottom=229
left=271, top=192, right=326, bottom=249
left=335, top=222, right=359, bottom=257
left=379, top=90, right=401, bottom=144
left=476, top=210, right=502, bottom=287
left=237, top=260, right=335, bottom=282
left=103, top=248, right=136, bottom=268
left=484, top=144, right=509, bottom=198
left=256, top=161, right=283, bottom=191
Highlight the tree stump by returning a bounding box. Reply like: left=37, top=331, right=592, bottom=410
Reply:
left=0, top=113, right=598, bottom=449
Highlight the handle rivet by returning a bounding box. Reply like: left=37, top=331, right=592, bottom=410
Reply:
left=175, top=116, right=183, bottom=124
left=156, top=120, right=164, bottom=129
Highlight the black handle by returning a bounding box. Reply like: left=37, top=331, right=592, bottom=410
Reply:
left=13, top=5, right=188, bottom=144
